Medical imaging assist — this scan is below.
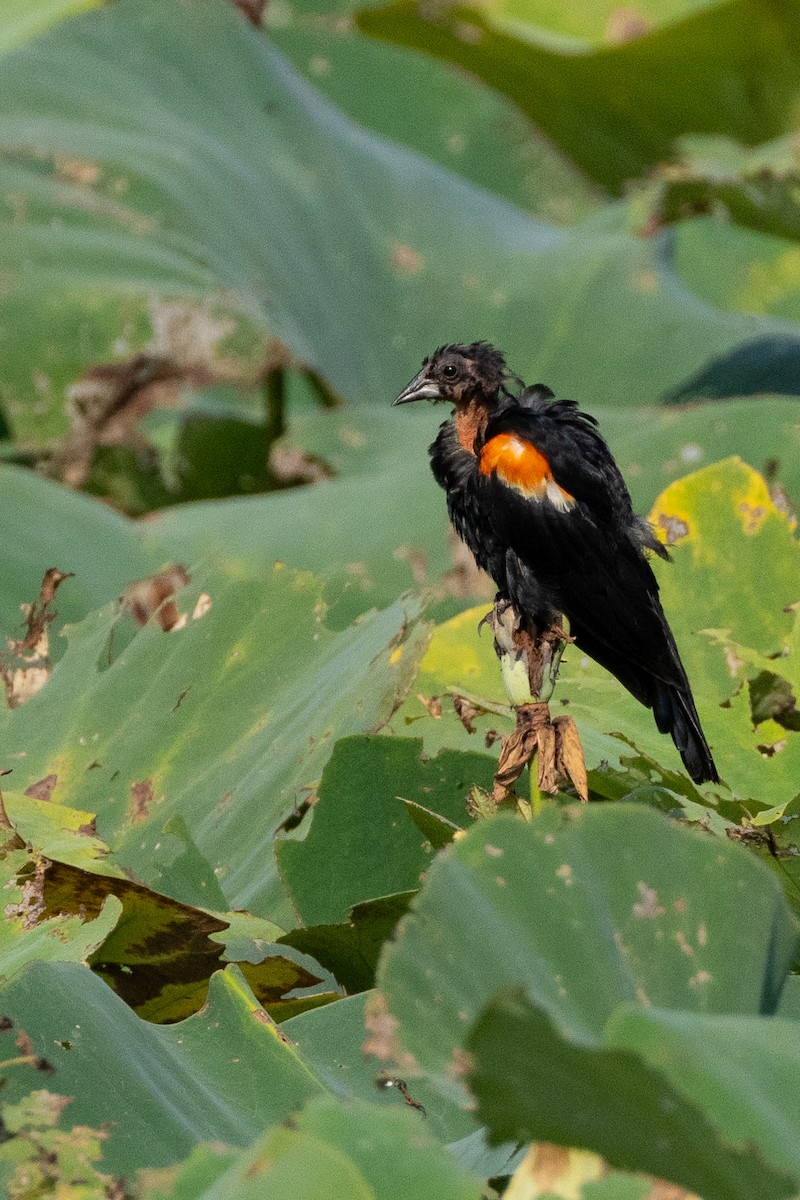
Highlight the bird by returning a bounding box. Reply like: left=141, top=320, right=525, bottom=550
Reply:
left=393, top=341, right=719, bottom=785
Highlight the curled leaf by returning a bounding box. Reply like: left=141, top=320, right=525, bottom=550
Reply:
left=554, top=715, right=589, bottom=803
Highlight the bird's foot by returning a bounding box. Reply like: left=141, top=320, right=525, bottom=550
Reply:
left=478, top=595, right=512, bottom=635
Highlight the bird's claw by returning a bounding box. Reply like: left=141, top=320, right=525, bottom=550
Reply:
left=478, top=595, right=512, bottom=635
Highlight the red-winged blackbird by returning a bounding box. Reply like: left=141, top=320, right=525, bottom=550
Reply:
left=393, top=342, right=719, bottom=785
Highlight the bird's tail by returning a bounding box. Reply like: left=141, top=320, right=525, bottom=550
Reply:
left=652, top=681, right=719, bottom=785
left=568, top=619, right=719, bottom=785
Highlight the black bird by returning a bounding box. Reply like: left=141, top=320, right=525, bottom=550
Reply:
left=393, top=342, right=719, bottom=785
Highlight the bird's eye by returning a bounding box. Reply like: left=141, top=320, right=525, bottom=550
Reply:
left=442, top=364, right=458, bottom=379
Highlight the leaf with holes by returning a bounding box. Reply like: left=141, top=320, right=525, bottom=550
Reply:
left=0, top=566, right=427, bottom=924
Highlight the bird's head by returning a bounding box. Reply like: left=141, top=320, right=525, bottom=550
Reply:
left=393, top=342, right=514, bottom=410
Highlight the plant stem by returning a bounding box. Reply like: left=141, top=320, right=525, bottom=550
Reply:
left=529, top=758, right=542, bottom=817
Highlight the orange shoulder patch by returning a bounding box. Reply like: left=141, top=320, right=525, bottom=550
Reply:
left=479, top=433, right=574, bottom=509
left=480, top=433, right=549, bottom=489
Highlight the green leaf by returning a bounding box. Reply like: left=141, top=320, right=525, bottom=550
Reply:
left=748, top=669, right=800, bottom=732
left=234, top=944, right=342, bottom=1025
left=279, top=892, right=415, bottom=993
left=0, top=467, right=149, bottom=642
left=0, top=841, right=121, bottom=986
left=0, top=1088, right=115, bottom=1200
left=662, top=337, right=800, bottom=403
left=608, top=1005, right=800, bottom=1182
left=0, top=0, right=102, bottom=54
left=642, top=133, right=800, bottom=245
left=377, top=806, right=797, bottom=1105
left=0, top=799, right=343, bottom=1023
left=467, top=988, right=798, bottom=1200
left=777, top=972, right=800, bottom=1018
left=211, top=910, right=286, bottom=962
left=4, top=790, right=122, bottom=874
left=283, top=991, right=475, bottom=1147
left=5, top=397, right=797, bottom=655
left=674, top=209, right=800, bottom=325
left=171, top=413, right=275, bottom=502
left=0, top=964, right=325, bottom=1176
left=0, top=568, right=428, bottom=921
left=268, top=18, right=602, bottom=221
left=357, top=0, right=800, bottom=192
left=277, top=736, right=495, bottom=924
left=0, top=0, right=794, bottom=422
left=652, top=458, right=800, bottom=667
left=599, top=400, right=800, bottom=503
left=402, top=799, right=463, bottom=849
left=650, top=458, right=800, bottom=803
left=0, top=964, right=482, bottom=1184
left=47, top=863, right=228, bottom=1019
left=144, top=416, right=452, bottom=614
left=487, top=0, right=718, bottom=45
left=293, top=1097, right=481, bottom=1200
left=137, top=1097, right=482, bottom=1200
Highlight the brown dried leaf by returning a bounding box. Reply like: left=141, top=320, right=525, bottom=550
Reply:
left=148, top=298, right=246, bottom=382
left=536, top=722, right=558, bottom=795
left=416, top=693, right=442, bottom=719
left=656, top=512, right=689, bottom=546
left=0, top=569, right=72, bottom=708
left=554, top=714, right=589, bottom=803
left=375, top=1074, right=426, bottom=1115
left=8, top=569, right=72, bottom=657
left=492, top=729, right=530, bottom=801
left=770, top=483, right=794, bottom=519
left=120, top=565, right=191, bottom=631
left=24, top=775, right=58, bottom=803
left=0, top=664, right=50, bottom=710
left=492, top=702, right=549, bottom=802
left=452, top=694, right=483, bottom=734
left=504, top=1145, right=699, bottom=1200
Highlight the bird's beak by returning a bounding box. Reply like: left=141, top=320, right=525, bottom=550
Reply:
left=392, top=370, right=441, bottom=406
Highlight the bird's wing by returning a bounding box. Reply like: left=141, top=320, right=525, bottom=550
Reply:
left=494, top=400, right=670, bottom=560
left=477, top=412, right=685, bottom=687
left=488, top=399, right=629, bottom=516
